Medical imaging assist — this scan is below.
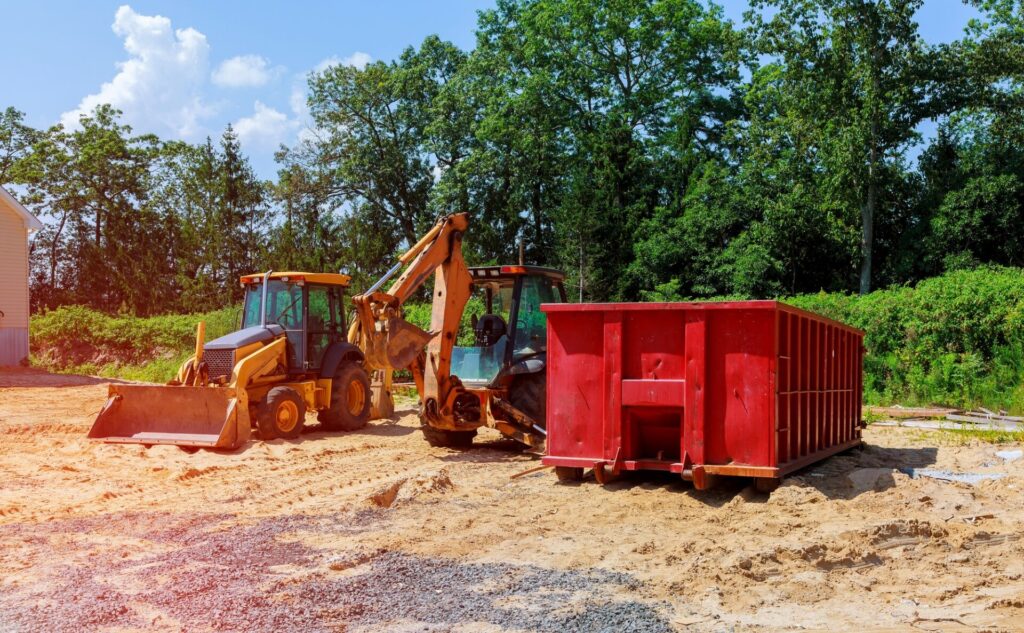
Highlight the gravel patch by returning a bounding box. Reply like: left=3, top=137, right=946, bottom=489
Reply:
left=0, top=510, right=380, bottom=632
left=300, top=550, right=673, bottom=632
left=0, top=511, right=670, bottom=632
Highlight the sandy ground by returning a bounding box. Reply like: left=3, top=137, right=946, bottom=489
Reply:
left=1, top=367, right=1023, bottom=632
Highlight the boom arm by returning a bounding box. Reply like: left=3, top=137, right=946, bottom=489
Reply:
left=348, top=213, right=470, bottom=413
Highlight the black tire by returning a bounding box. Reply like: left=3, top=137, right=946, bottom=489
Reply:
left=555, top=466, right=584, bottom=482
left=510, top=371, right=546, bottom=429
left=420, top=422, right=476, bottom=448
left=258, top=386, right=306, bottom=440
left=318, top=362, right=371, bottom=431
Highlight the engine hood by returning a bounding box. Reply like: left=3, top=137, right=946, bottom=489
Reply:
left=204, top=324, right=285, bottom=351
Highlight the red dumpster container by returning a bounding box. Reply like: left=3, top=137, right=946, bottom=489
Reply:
left=541, top=301, right=864, bottom=489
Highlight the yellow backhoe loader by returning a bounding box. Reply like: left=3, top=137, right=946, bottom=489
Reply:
left=88, top=272, right=372, bottom=450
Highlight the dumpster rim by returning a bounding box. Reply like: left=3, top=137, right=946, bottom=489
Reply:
left=540, top=299, right=864, bottom=336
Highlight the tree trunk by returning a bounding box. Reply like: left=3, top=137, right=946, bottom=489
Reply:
left=49, top=211, right=68, bottom=291
left=860, top=174, right=876, bottom=295
left=531, top=181, right=543, bottom=263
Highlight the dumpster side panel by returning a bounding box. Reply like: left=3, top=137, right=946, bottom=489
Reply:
left=775, top=306, right=863, bottom=474
left=543, top=301, right=864, bottom=482
left=545, top=310, right=607, bottom=463
left=704, top=309, right=776, bottom=468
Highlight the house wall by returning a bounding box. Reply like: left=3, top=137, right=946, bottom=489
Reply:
left=0, top=207, right=30, bottom=365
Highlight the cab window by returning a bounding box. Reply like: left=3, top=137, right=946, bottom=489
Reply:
left=241, top=280, right=305, bottom=330
left=240, top=280, right=304, bottom=368
left=307, top=285, right=334, bottom=368
left=450, top=280, right=514, bottom=385
left=513, top=276, right=561, bottom=358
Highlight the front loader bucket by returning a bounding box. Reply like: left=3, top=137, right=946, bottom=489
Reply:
left=88, top=384, right=249, bottom=450
left=384, top=317, right=434, bottom=369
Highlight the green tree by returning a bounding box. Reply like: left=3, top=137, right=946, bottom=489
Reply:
left=469, top=0, right=740, bottom=300
left=16, top=106, right=165, bottom=312
left=306, top=37, right=465, bottom=247
left=746, top=0, right=930, bottom=294
left=0, top=107, right=39, bottom=183
left=220, top=125, right=269, bottom=296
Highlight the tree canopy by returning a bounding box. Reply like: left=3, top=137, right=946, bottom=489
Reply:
left=3, top=0, right=1023, bottom=315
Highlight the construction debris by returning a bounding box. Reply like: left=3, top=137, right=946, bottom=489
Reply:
left=872, top=408, right=1024, bottom=433
left=996, top=449, right=1023, bottom=462
left=899, top=468, right=1006, bottom=485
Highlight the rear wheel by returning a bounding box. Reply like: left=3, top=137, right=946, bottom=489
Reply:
left=258, top=386, right=306, bottom=440
left=318, top=362, right=371, bottom=431
left=420, top=423, right=476, bottom=448
left=509, top=371, right=546, bottom=429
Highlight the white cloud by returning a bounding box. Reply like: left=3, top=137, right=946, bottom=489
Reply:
left=289, top=84, right=308, bottom=118
left=212, top=54, right=273, bottom=88
left=233, top=101, right=300, bottom=150
left=231, top=48, right=367, bottom=153
left=314, top=51, right=372, bottom=73
left=60, top=5, right=211, bottom=138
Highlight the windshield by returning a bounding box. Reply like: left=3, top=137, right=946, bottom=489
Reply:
left=513, top=275, right=561, bottom=359
left=450, top=280, right=514, bottom=385
left=241, top=280, right=304, bottom=330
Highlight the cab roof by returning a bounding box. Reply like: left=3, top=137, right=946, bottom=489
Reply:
left=469, top=265, right=565, bottom=281
left=240, top=271, right=352, bottom=286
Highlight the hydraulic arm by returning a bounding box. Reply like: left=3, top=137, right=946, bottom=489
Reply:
left=348, top=213, right=470, bottom=417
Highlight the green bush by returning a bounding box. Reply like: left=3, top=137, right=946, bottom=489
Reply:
left=788, top=266, right=1024, bottom=412
left=402, top=296, right=485, bottom=346
left=31, top=305, right=240, bottom=382
left=30, top=267, right=1024, bottom=412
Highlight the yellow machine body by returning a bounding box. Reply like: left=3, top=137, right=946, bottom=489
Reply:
left=87, top=272, right=362, bottom=450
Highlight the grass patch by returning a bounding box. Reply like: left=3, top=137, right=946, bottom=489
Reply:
left=932, top=428, right=1024, bottom=445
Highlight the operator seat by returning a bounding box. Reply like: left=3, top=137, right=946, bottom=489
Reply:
left=474, top=314, right=507, bottom=347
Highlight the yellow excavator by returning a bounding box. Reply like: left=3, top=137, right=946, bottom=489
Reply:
left=88, top=272, right=372, bottom=450
left=87, top=214, right=480, bottom=451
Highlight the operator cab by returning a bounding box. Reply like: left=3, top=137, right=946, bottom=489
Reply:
left=233, top=272, right=351, bottom=374
left=450, top=265, right=566, bottom=387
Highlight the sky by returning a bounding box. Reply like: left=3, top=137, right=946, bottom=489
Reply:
left=0, top=1, right=982, bottom=179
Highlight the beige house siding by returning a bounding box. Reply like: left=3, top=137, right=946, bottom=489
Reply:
left=0, top=199, right=32, bottom=365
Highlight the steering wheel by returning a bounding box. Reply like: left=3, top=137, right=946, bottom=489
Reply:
left=277, top=310, right=296, bottom=328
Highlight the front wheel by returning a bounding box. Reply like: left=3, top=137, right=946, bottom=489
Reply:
left=258, top=386, right=306, bottom=440
left=318, top=362, right=371, bottom=431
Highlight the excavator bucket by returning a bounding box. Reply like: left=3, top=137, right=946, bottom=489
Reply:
left=385, top=316, right=434, bottom=369
left=88, top=384, right=249, bottom=450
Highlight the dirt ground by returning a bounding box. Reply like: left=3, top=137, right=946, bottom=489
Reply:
left=1, top=367, right=1023, bottom=633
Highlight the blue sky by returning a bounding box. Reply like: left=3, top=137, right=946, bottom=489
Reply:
left=1, top=1, right=981, bottom=178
